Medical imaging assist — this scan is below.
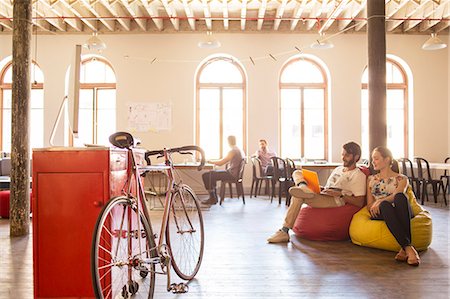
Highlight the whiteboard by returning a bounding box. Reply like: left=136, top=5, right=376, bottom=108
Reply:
left=127, top=102, right=172, bottom=132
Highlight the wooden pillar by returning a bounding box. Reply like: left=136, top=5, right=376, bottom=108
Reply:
left=367, top=0, right=387, bottom=154
left=10, top=0, right=32, bottom=237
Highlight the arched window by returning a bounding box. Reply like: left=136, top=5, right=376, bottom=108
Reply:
left=75, top=57, right=116, bottom=146
left=0, top=60, right=44, bottom=152
left=196, top=57, right=246, bottom=159
left=361, top=58, right=409, bottom=159
left=279, top=56, right=328, bottom=160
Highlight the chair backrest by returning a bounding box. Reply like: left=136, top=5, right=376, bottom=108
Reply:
left=237, top=158, right=246, bottom=182
left=415, top=157, right=432, bottom=180
left=271, top=157, right=287, bottom=180
left=398, top=158, right=416, bottom=179
left=444, top=157, right=450, bottom=177
left=285, top=158, right=296, bottom=179
left=251, top=157, right=263, bottom=179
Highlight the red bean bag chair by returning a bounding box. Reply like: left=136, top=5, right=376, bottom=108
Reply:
left=0, top=190, right=32, bottom=218
left=293, top=204, right=362, bottom=241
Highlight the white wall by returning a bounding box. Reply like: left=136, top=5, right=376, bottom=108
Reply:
left=0, top=33, right=448, bottom=165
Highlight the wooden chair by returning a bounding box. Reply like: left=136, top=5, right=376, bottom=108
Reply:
left=415, top=157, right=447, bottom=206
left=270, top=157, right=289, bottom=204
left=250, top=157, right=272, bottom=198
left=398, top=158, right=421, bottom=200
left=219, top=159, right=246, bottom=205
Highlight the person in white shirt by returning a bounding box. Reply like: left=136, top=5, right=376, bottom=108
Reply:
left=253, top=139, right=277, bottom=175
left=267, top=141, right=367, bottom=243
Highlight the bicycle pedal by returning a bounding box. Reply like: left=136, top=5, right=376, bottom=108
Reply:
left=169, top=283, right=189, bottom=294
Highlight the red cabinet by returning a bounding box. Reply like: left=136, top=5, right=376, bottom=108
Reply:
left=32, top=148, right=127, bottom=298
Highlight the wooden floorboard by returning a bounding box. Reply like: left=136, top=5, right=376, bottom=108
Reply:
left=0, top=196, right=449, bottom=298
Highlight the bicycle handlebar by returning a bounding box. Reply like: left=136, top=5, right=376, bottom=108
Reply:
left=145, top=145, right=206, bottom=171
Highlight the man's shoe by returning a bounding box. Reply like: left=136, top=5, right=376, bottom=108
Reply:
left=201, top=197, right=218, bottom=205
left=267, top=230, right=290, bottom=243
left=289, top=186, right=314, bottom=199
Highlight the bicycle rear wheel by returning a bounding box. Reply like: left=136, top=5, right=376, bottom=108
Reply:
left=91, top=196, right=157, bottom=299
left=166, top=185, right=205, bottom=280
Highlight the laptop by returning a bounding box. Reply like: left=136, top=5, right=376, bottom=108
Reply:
left=301, top=169, right=321, bottom=194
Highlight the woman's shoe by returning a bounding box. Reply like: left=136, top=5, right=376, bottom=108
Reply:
left=394, top=249, right=407, bottom=262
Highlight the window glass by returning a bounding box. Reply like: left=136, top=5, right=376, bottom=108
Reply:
left=199, top=59, right=243, bottom=84
left=361, top=59, right=408, bottom=159
left=280, top=89, right=301, bottom=158
left=80, top=58, right=115, bottom=83
left=280, top=60, right=323, bottom=83
left=1, top=62, right=44, bottom=152
left=197, top=57, right=246, bottom=159
left=199, top=89, right=221, bottom=158
left=75, top=57, right=116, bottom=145
left=303, top=89, right=325, bottom=159
left=280, top=56, right=327, bottom=159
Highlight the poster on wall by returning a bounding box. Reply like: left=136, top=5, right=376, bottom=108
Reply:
left=126, top=102, right=172, bottom=132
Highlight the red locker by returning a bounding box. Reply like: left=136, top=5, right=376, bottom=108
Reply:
left=32, top=148, right=127, bottom=298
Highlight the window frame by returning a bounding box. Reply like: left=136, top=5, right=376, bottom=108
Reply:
left=279, top=56, right=329, bottom=160
left=361, top=58, right=409, bottom=158
left=0, top=61, right=44, bottom=151
left=72, top=56, right=116, bottom=146
left=195, top=57, right=247, bottom=158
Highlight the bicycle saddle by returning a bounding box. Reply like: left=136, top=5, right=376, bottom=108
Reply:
left=109, top=132, right=134, bottom=149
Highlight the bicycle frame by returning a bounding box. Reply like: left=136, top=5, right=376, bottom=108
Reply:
left=123, top=146, right=202, bottom=291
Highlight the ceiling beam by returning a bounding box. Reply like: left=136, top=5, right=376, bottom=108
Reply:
left=290, top=0, right=309, bottom=31
left=100, top=0, right=131, bottom=31
left=202, top=0, right=212, bottom=30
left=240, top=0, right=248, bottom=31
left=77, top=0, right=115, bottom=31
left=161, top=0, right=179, bottom=31
left=257, top=0, right=267, bottom=31
left=182, top=0, right=195, bottom=30
left=306, top=0, right=322, bottom=31
left=338, top=0, right=366, bottom=31
left=386, top=0, right=427, bottom=31
left=319, top=0, right=349, bottom=33
left=419, top=0, right=447, bottom=31
left=274, top=0, right=288, bottom=31
left=119, top=0, right=146, bottom=31
left=58, top=0, right=97, bottom=32
left=140, top=0, right=163, bottom=31
left=222, top=0, right=229, bottom=30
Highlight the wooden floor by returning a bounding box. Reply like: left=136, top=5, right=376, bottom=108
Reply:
left=1, top=196, right=449, bottom=299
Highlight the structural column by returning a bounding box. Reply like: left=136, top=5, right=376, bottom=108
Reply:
left=10, top=0, right=32, bottom=236
left=367, top=0, right=387, bottom=152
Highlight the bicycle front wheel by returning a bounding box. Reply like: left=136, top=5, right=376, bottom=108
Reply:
left=166, top=185, right=205, bottom=280
left=91, top=196, right=156, bottom=299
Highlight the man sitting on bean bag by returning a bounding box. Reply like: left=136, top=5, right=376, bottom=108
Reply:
left=267, top=142, right=367, bottom=243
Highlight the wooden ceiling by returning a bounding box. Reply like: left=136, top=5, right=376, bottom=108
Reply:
left=0, top=0, right=448, bottom=34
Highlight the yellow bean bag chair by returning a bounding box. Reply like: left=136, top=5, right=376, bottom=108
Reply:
left=349, top=186, right=432, bottom=252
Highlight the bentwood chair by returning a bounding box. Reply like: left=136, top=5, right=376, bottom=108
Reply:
left=415, top=157, right=447, bottom=206
left=270, top=157, right=289, bottom=205
left=398, top=158, right=421, bottom=200
left=284, top=158, right=297, bottom=206
left=219, top=158, right=246, bottom=205
left=440, top=157, right=449, bottom=195
left=250, top=157, right=272, bottom=198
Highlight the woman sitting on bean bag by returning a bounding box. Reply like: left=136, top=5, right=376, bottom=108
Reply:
left=367, top=146, right=421, bottom=266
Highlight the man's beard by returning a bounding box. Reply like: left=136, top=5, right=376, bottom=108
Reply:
left=343, top=157, right=356, bottom=167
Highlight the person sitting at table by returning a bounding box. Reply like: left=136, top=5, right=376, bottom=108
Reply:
left=201, top=135, right=244, bottom=205
left=367, top=146, right=421, bottom=266
left=267, top=141, right=366, bottom=243
left=252, top=139, right=277, bottom=175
